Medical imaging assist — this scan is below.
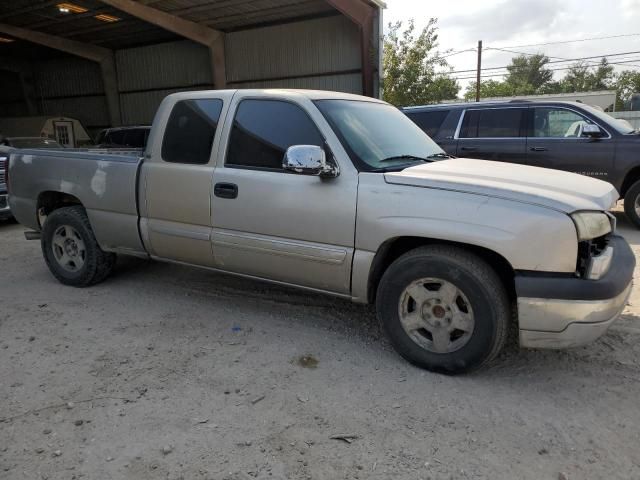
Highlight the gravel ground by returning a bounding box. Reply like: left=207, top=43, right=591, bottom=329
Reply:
left=1, top=209, right=640, bottom=480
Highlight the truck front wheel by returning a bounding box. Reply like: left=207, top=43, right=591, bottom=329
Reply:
left=41, top=206, right=116, bottom=287
left=376, top=245, right=509, bottom=374
left=623, top=180, right=640, bottom=228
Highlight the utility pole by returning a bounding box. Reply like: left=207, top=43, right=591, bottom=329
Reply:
left=475, top=40, right=482, bottom=102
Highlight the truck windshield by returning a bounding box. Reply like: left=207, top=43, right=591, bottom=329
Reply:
left=314, top=99, right=445, bottom=171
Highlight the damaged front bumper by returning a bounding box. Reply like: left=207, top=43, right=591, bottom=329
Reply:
left=516, top=235, right=634, bottom=349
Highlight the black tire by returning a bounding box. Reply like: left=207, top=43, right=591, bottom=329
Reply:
left=624, top=180, right=640, bottom=228
left=41, top=206, right=116, bottom=287
left=376, top=245, right=510, bottom=374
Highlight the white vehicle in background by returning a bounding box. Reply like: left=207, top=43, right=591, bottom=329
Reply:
left=0, top=115, right=91, bottom=148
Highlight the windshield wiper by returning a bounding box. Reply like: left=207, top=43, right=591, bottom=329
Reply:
left=426, top=153, right=456, bottom=159
left=378, top=155, right=427, bottom=163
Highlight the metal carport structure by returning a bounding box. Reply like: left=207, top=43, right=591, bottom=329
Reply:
left=0, top=0, right=384, bottom=133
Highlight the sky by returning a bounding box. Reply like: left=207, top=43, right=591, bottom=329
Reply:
left=383, top=0, right=640, bottom=96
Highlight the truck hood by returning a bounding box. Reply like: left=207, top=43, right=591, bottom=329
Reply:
left=384, top=158, right=618, bottom=213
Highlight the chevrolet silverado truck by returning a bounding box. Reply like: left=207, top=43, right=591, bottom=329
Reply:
left=6, top=89, right=635, bottom=374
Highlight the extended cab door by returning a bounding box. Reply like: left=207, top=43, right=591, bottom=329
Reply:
left=139, top=93, right=232, bottom=266
left=455, top=107, right=528, bottom=163
left=209, top=94, right=358, bottom=294
left=526, top=106, right=614, bottom=180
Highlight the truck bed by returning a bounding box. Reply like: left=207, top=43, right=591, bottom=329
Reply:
left=8, top=148, right=146, bottom=255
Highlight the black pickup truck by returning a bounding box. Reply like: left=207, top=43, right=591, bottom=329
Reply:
left=404, top=101, right=640, bottom=226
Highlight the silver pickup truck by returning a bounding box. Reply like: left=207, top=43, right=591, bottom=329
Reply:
left=6, top=89, right=635, bottom=373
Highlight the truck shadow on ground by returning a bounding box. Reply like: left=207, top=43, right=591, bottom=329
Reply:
left=0, top=217, right=17, bottom=228
left=107, top=255, right=640, bottom=381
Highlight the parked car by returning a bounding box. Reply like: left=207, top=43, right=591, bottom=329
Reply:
left=6, top=90, right=634, bottom=373
left=403, top=101, right=640, bottom=226
left=0, top=137, right=61, bottom=220
left=95, top=126, right=151, bottom=149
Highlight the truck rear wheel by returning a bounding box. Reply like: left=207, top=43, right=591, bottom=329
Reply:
left=376, top=245, right=509, bottom=374
left=41, top=206, right=116, bottom=287
left=623, top=180, right=640, bottom=228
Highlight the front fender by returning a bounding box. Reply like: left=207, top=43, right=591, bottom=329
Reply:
left=353, top=175, right=578, bottom=292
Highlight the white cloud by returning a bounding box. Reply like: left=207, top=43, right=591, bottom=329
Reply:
left=383, top=0, right=640, bottom=95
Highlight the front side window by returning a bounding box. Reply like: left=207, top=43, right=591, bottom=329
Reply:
left=406, top=110, right=450, bottom=137
left=533, top=107, right=596, bottom=138
left=226, top=99, right=325, bottom=170
left=460, top=108, right=525, bottom=138
left=162, top=99, right=223, bottom=164
left=315, top=100, right=444, bottom=171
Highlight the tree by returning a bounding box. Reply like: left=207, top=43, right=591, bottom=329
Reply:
left=504, top=54, right=553, bottom=93
left=463, top=79, right=515, bottom=100
left=615, top=70, right=640, bottom=108
left=382, top=19, right=459, bottom=107
left=463, top=54, right=553, bottom=100
left=589, top=57, right=615, bottom=90
left=560, top=61, right=591, bottom=92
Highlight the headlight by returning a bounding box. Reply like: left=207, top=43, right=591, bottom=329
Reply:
left=571, top=212, right=612, bottom=241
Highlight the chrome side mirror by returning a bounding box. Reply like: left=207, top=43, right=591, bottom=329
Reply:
left=582, top=124, right=602, bottom=137
left=283, top=145, right=339, bottom=178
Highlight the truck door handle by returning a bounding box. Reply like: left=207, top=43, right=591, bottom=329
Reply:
left=460, top=146, right=478, bottom=151
left=214, top=183, right=238, bottom=199
left=529, top=147, right=548, bottom=152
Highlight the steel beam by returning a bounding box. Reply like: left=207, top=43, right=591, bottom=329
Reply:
left=0, top=22, right=122, bottom=125
left=323, top=0, right=377, bottom=97
left=98, top=0, right=226, bottom=89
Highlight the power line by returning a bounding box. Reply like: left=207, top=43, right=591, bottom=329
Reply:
left=447, top=50, right=640, bottom=74
left=451, top=60, right=640, bottom=80
left=491, top=33, right=640, bottom=49
left=437, top=48, right=477, bottom=59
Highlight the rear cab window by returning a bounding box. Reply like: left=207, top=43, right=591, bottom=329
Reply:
left=162, top=99, right=223, bottom=164
left=459, top=108, right=526, bottom=138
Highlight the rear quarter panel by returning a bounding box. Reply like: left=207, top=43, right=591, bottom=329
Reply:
left=8, top=149, right=145, bottom=254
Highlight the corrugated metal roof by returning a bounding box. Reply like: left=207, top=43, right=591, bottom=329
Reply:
left=0, top=0, right=351, bottom=51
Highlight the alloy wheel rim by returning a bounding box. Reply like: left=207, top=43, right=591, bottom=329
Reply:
left=398, top=278, right=475, bottom=354
left=52, top=225, right=87, bottom=272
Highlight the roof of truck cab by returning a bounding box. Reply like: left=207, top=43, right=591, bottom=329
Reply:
left=165, top=89, right=387, bottom=103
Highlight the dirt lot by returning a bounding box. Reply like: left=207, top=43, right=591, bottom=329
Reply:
left=1, top=210, right=639, bottom=480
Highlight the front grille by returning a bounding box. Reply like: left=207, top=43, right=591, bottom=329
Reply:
left=0, top=158, right=5, bottom=185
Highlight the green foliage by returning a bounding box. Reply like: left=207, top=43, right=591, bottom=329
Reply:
left=463, top=79, right=515, bottom=100
left=505, top=54, right=553, bottom=91
left=463, top=54, right=635, bottom=107
left=558, top=58, right=615, bottom=93
left=463, top=54, right=551, bottom=100
left=382, top=19, right=459, bottom=107
left=616, top=70, right=640, bottom=104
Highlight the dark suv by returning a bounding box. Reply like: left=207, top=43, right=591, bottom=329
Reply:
left=403, top=101, right=640, bottom=226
